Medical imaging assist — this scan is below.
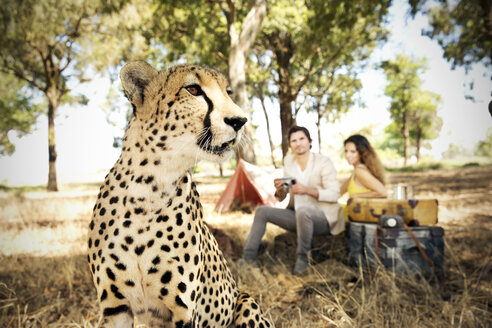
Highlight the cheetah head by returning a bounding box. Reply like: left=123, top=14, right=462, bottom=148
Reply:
left=120, top=61, right=247, bottom=164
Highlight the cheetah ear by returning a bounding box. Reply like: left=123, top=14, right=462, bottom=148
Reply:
left=120, top=61, right=158, bottom=111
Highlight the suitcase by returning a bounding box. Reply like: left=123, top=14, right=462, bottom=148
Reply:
left=346, top=222, right=379, bottom=267
left=347, top=198, right=438, bottom=225
left=377, top=224, right=444, bottom=279
left=346, top=222, right=444, bottom=279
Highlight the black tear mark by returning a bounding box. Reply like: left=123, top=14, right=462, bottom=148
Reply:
left=196, top=91, right=214, bottom=149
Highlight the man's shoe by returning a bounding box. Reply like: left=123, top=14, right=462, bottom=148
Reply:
left=292, top=257, right=309, bottom=275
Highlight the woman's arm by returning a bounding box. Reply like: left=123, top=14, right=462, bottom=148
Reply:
left=352, top=167, right=387, bottom=198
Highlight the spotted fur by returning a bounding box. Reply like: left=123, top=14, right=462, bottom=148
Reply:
left=87, top=61, right=274, bottom=328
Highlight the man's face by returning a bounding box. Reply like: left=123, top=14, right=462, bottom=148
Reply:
left=289, top=130, right=311, bottom=155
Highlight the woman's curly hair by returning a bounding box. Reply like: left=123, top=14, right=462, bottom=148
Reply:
left=344, top=134, right=386, bottom=185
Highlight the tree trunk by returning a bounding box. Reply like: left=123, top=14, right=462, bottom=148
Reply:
left=47, top=91, right=58, bottom=191
left=402, top=109, right=409, bottom=166
left=257, top=88, right=279, bottom=168
left=229, top=48, right=256, bottom=163
left=226, top=0, right=267, bottom=164
left=271, top=32, right=296, bottom=158
left=416, top=125, right=422, bottom=162
left=218, top=163, right=224, bottom=177
left=316, top=104, right=322, bottom=154
left=279, top=97, right=295, bottom=157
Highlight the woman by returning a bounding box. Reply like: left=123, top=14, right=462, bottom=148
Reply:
left=340, top=134, right=387, bottom=200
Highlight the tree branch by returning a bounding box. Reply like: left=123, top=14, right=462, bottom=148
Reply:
left=237, top=0, right=267, bottom=53
left=1, top=64, right=43, bottom=91
left=292, top=55, right=318, bottom=99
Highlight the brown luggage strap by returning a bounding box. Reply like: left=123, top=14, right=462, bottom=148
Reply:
left=403, top=223, right=433, bottom=267
left=374, top=224, right=434, bottom=267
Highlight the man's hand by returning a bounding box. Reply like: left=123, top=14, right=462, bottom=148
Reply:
left=289, top=181, right=305, bottom=195
left=290, top=181, right=319, bottom=199
left=274, top=178, right=287, bottom=199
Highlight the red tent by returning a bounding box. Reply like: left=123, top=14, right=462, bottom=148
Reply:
left=214, top=159, right=279, bottom=213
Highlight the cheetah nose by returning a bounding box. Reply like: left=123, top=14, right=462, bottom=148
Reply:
left=224, top=116, right=247, bottom=132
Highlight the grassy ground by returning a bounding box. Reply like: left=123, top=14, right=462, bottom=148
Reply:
left=0, top=165, right=491, bottom=327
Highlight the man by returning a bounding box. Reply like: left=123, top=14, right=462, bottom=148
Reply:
left=241, top=125, right=344, bottom=274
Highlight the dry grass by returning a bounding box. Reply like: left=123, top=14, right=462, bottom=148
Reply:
left=0, top=166, right=491, bottom=327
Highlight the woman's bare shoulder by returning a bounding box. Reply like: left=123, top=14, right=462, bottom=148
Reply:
left=354, top=164, right=370, bottom=174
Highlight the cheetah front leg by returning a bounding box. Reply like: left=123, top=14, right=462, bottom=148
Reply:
left=232, top=292, right=274, bottom=328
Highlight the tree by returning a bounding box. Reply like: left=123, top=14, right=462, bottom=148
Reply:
left=304, top=69, right=362, bottom=152
left=0, top=0, right=125, bottom=190
left=152, top=0, right=267, bottom=163
left=383, top=90, right=443, bottom=162
left=381, top=54, right=428, bottom=166
left=258, top=0, right=390, bottom=157
left=0, top=72, right=42, bottom=155
left=409, top=0, right=492, bottom=70
left=408, top=90, right=442, bottom=161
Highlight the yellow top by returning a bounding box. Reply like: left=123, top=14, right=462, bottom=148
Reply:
left=347, top=176, right=371, bottom=196
left=342, top=175, right=371, bottom=221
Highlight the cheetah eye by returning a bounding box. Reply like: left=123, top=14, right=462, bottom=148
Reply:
left=185, top=84, right=203, bottom=96
left=226, top=88, right=233, bottom=96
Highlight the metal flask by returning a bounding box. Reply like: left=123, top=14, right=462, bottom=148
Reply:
left=393, top=185, right=414, bottom=200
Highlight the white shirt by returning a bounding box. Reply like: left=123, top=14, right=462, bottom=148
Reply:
left=293, top=153, right=314, bottom=211
left=282, top=151, right=345, bottom=234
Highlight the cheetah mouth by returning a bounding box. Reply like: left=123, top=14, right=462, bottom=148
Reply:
left=203, top=139, right=236, bottom=154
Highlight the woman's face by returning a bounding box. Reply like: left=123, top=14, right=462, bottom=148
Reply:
left=344, top=142, right=361, bottom=166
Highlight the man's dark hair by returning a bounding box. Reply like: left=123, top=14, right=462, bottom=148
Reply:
left=288, top=126, right=312, bottom=143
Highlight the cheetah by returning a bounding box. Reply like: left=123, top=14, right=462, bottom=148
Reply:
left=87, top=61, right=274, bottom=328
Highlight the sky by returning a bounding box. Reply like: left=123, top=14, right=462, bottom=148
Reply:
left=0, top=0, right=491, bottom=186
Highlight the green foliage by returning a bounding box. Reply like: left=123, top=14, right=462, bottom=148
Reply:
left=380, top=54, right=442, bottom=163
left=381, top=121, right=404, bottom=155
left=80, top=0, right=158, bottom=75
left=408, top=90, right=442, bottom=159
left=385, top=162, right=443, bottom=173
left=462, top=162, right=480, bottom=168
left=150, top=1, right=232, bottom=71
left=409, top=91, right=442, bottom=139
left=442, top=143, right=473, bottom=159
left=0, top=72, right=42, bottom=154
left=381, top=55, right=427, bottom=122
left=410, top=0, right=492, bottom=69
left=475, top=127, right=492, bottom=157
left=386, top=160, right=491, bottom=173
